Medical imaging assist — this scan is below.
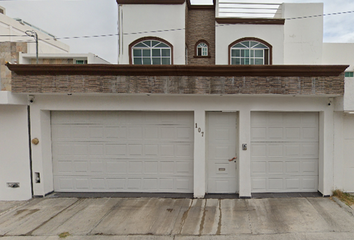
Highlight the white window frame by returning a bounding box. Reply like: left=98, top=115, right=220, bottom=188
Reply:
left=230, top=40, right=269, bottom=65
left=132, top=40, right=171, bottom=65
left=197, top=42, right=208, bottom=56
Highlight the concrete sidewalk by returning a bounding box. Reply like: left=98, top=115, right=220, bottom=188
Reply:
left=0, top=197, right=354, bottom=239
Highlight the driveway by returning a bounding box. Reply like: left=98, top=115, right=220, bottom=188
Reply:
left=0, top=197, right=354, bottom=239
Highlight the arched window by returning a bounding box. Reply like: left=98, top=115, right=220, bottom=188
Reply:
left=130, top=37, right=172, bottom=65
left=194, top=40, right=210, bottom=58
left=229, top=38, right=272, bottom=65
left=197, top=42, right=208, bottom=56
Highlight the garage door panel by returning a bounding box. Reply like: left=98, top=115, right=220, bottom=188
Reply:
left=284, top=114, right=301, bottom=126
left=251, top=112, right=318, bottom=193
left=268, top=161, right=283, bottom=174
left=285, top=178, right=300, bottom=189
left=303, top=127, right=318, bottom=140
left=176, top=144, right=193, bottom=157
left=285, top=127, right=301, bottom=139
left=251, top=112, right=268, bottom=126
left=252, top=178, right=267, bottom=191
left=76, top=178, right=90, bottom=190
left=144, top=161, right=158, bottom=174
left=251, top=144, right=267, bottom=157
left=160, top=145, right=174, bottom=156
left=268, top=144, right=283, bottom=157
left=128, top=127, right=143, bottom=140
left=268, top=127, right=283, bottom=139
left=105, top=144, right=127, bottom=156
left=268, top=113, right=283, bottom=126
left=251, top=127, right=267, bottom=140
left=91, top=160, right=104, bottom=173
left=92, top=178, right=106, bottom=189
left=128, top=144, right=143, bottom=156
left=301, top=113, right=318, bottom=125
left=285, top=144, right=301, bottom=156
left=302, top=161, right=318, bottom=174
left=128, top=179, right=141, bottom=189
left=285, top=161, right=300, bottom=173
left=107, top=178, right=125, bottom=189
left=268, top=178, right=283, bottom=190
left=52, top=111, right=193, bottom=193
left=144, top=145, right=159, bottom=155
left=177, top=127, right=192, bottom=139
left=302, top=144, right=318, bottom=157
left=302, top=177, right=317, bottom=189
left=251, top=161, right=267, bottom=174
left=106, top=161, right=126, bottom=173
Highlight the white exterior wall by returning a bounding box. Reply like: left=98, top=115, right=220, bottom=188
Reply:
left=323, top=43, right=354, bottom=70
left=0, top=13, right=69, bottom=54
left=19, top=53, right=110, bottom=64
left=0, top=105, right=31, bottom=201
left=118, top=3, right=186, bottom=64
left=28, top=94, right=335, bottom=198
left=323, top=43, right=354, bottom=111
left=215, top=24, right=284, bottom=65
left=333, top=112, right=354, bottom=192
left=282, top=3, right=323, bottom=64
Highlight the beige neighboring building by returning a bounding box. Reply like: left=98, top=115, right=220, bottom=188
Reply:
left=0, top=6, right=70, bottom=91
left=19, top=53, right=110, bottom=65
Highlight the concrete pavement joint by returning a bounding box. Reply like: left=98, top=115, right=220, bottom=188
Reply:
left=198, top=200, right=207, bottom=235
left=88, top=198, right=124, bottom=236
left=245, top=200, right=254, bottom=234
left=216, top=199, right=221, bottom=235
left=24, top=198, right=80, bottom=236
left=177, top=199, right=193, bottom=235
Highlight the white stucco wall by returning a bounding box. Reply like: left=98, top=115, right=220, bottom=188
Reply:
left=28, top=94, right=336, bottom=198
left=18, top=53, right=110, bottom=64
left=118, top=3, right=186, bottom=65
left=0, top=105, right=31, bottom=201
left=282, top=3, right=323, bottom=64
left=323, top=43, right=354, bottom=70
left=333, top=112, right=354, bottom=192
left=215, top=24, right=284, bottom=65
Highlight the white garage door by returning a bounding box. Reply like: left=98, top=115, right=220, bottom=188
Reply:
left=251, top=112, right=319, bottom=193
left=51, top=111, right=194, bottom=193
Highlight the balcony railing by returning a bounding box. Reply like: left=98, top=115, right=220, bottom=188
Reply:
left=216, top=0, right=282, bottom=18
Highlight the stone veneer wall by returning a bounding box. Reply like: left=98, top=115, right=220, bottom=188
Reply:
left=0, top=42, right=27, bottom=91
left=186, top=8, right=215, bottom=65
left=11, top=74, right=344, bottom=95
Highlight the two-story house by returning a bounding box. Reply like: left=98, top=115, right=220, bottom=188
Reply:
left=3, top=0, right=354, bottom=200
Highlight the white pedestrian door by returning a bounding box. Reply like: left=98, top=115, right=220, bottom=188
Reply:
left=207, top=112, right=238, bottom=193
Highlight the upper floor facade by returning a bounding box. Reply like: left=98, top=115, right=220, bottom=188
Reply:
left=116, top=0, right=344, bottom=67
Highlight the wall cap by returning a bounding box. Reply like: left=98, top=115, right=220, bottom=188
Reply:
left=6, top=63, right=348, bottom=77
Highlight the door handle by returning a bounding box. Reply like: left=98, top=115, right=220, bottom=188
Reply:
left=228, top=156, right=237, bottom=162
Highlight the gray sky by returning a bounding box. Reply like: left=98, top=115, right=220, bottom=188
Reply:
left=0, top=0, right=353, bottom=64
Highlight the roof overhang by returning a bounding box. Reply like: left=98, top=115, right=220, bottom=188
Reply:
left=116, top=0, right=185, bottom=4
left=216, top=18, right=285, bottom=25
left=6, top=64, right=349, bottom=77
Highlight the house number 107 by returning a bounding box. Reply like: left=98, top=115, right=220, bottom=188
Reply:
left=198, top=128, right=204, bottom=137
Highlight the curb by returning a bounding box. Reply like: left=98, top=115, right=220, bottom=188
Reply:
left=332, top=196, right=354, bottom=217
